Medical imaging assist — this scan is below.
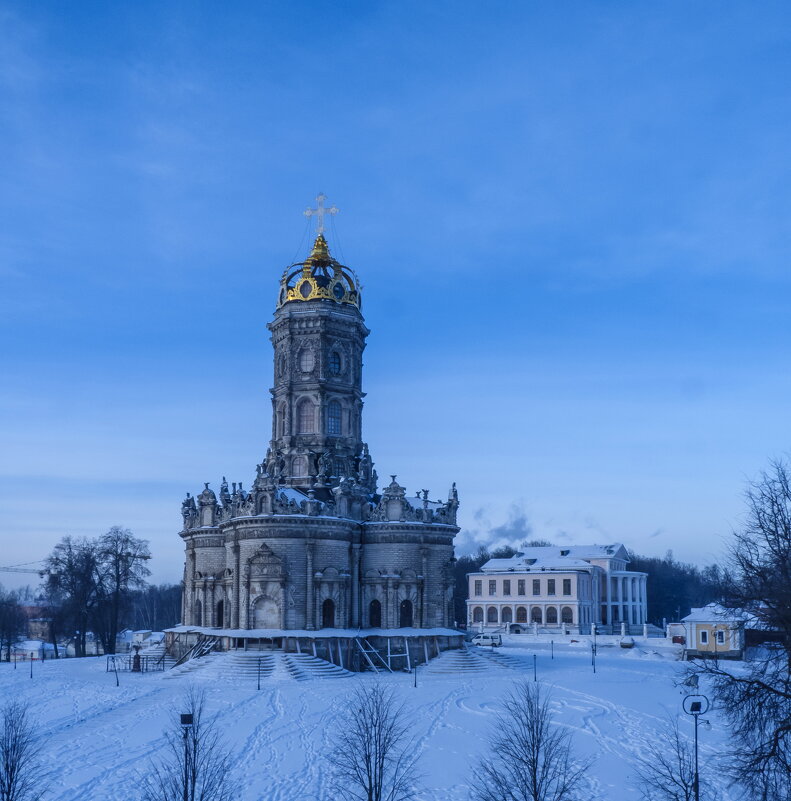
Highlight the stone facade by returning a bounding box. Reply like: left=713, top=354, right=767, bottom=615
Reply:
left=179, top=234, right=459, bottom=631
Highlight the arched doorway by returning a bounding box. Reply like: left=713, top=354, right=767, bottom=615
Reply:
left=501, top=607, right=513, bottom=623
left=253, top=597, right=279, bottom=629
left=561, top=606, right=573, bottom=624
left=472, top=607, right=484, bottom=623
left=399, top=599, right=413, bottom=628
left=516, top=606, right=528, bottom=623
left=487, top=606, right=498, bottom=624
left=546, top=607, right=558, bottom=624
left=216, top=599, right=224, bottom=628
left=531, top=607, right=542, bottom=624
left=322, top=598, right=335, bottom=628
left=369, top=599, right=382, bottom=628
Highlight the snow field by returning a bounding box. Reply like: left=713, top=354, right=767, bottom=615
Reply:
left=0, top=642, right=737, bottom=801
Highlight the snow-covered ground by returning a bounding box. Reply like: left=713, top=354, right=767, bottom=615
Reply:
left=0, top=638, right=736, bottom=801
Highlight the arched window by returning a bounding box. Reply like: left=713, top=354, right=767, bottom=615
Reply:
left=531, top=607, right=542, bottom=624
left=501, top=607, right=513, bottom=623
left=329, top=351, right=341, bottom=375
left=299, top=349, right=314, bottom=372
left=487, top=606, right=498, bottom=623
left=561, top=606, right=573, bottom=624
left=292, top=456, right=307, bottom=477
left=327, top=401, right=342, bottom=435
left=516, top=606, right=527, bottom=623
left=322, top=599, right=335, bottom=628
left=297, top=399, right=315, bottom=433
left=216, top=599, right=224, bottom=628
left=546, top=607, right=558, bottom=624
left=472, top=607, right=484, bottom=623
left=369, top=599, right=382, bottom=628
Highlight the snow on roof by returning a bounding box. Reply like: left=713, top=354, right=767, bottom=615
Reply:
left=480, top=545, right=626, bottom=573
left=166, top=625, right=463, bottom=640
left=682, top=603, right=748, bottom=623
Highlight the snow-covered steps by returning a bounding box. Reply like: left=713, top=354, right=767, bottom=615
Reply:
left=425, top=647, right=494, bottom=674
left=476, top=648, right=526, bottom=671
left=162, top=650, right=352, bottom=682
left=284, top=653, right=353, bottom=681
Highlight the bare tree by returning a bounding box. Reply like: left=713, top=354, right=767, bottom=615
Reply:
left=140, top=688, right=234, bottom=801
left=691, top=459, right=791, bottom=799
left=326, top=683, right=421, bottom=801
left=0, top=701, right=46, bottom=801
left=632, top=715, right=698, bottom=801
left=94, top=527, right=151, bottom=654
left=470, top=682, right=591, bottom=801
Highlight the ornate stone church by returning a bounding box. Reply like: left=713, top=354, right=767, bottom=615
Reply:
left=179, top=205, right=459, bottom=633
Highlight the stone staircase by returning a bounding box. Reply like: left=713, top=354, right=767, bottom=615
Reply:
left=162, top=650, right=353, bottom=682
left=139, top=642, right=177, bottom=670
left=425, top=647, right=496, bottom=675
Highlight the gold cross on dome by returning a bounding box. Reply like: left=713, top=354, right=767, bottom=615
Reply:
left=303, top=193, right=339, bottom=235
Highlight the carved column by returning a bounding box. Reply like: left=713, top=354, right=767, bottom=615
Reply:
left=386, top=578, right=394, bottom=628
left=233, top=542, right=241, bottom=628
left=420, top=549, right=428, bottom=629
left=306, top=542, right=315, bottom=630
left=351, top=544, right=360, bottom=627
left=242, top=570, right=250, bottom=629
left=279, top=580, right=286, bottom=629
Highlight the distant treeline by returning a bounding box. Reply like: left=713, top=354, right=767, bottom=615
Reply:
left=453, top=543, right=727, bottom=626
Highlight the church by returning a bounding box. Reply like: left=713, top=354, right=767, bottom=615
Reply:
left=178, top=198, right=460, bottom=636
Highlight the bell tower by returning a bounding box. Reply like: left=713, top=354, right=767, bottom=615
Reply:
left=266, top=229, right=374, bottom=496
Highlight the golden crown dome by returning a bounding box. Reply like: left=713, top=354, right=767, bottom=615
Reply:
left=277, top=234, right=361, bottom=309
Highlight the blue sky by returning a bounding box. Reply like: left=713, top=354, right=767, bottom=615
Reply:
left=1, top=2, right=790, bottom=586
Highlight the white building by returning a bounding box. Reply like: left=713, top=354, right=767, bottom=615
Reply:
left=466, top=543, right=648, bottom=633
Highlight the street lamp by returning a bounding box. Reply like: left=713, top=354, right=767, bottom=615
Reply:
left=180, top=713, right=193, bottom=801
left=683, top=694, right=710, bottom=801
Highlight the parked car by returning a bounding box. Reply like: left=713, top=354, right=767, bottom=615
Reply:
left=471, top=634, right=502, bottom=647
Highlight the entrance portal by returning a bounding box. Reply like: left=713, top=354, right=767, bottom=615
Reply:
left=253, top=597, right=279, bottom=629
left=369, top=599, right=382, bottom=628
left=322, top=598, right=335, bottom=628
left=399, top=599, right=413, bottom=628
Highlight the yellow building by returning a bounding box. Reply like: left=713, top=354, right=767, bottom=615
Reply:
left=682, top=603, right=745, bottom=659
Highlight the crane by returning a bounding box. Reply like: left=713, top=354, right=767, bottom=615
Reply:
left=0, top=561, right=45, bottom=576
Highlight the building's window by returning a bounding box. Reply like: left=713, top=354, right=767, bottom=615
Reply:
left=472, top=607, right=483, bottom=623
left=488, top=580, right=497, bottom=596
left=517, top=579, right=525, bottom=595
left=487, top=607, right=498, bottom=623
left=546, top=607, right=558, bottom=624
left=474, top=580, right=482, bottom=596
left=299, top=348, right=314, bottom=372
left=563, top=579, right=572, bottom=596
left=501, top=607, right=513, bottom=623
left=503, top=580, right=511, bottom=596
left=278, top=404, right=287, bottom=437
left=329, top=351, right=342, bottom=375
left=516, top=606, right=527, bottom=623
left=716, top=630, right=725, bottom=645
left=700, top=630, right=709, bottom=645
left=292, top=456, right=307, bottom=476
left=560, top=549, right=570, bottom=556
left=532, top=579, right=540, bottom=596
left=547, top=579, right=556, bottom=596
left=561, top=606, right=573, bottom=624
left=297, top=399, right=315, bottom=433
left=327, top=401, right=342, bottom=435
left=531, top=607, right=542, bottom=623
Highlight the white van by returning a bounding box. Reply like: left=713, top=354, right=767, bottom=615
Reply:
left=471, top=633, right=502, bottom=647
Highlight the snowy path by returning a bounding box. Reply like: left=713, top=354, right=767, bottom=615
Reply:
left=0, top=645, right=738, bottom=801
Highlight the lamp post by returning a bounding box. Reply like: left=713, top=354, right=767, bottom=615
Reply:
left=180, top=713, right=193, bottom=801
left=683, top=694, right=710, bottom=801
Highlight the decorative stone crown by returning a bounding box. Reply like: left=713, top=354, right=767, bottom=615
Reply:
left=276, top=234, right=361, bottom=309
